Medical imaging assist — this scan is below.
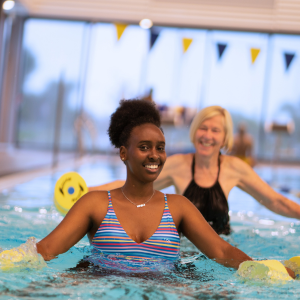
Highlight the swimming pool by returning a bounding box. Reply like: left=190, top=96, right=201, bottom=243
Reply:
left=0, top=157, right=300, bottom=299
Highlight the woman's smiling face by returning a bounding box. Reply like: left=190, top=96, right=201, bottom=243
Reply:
left=194, top=115, right=226, bottom=157
left=121, top=123, right=166, bottom=183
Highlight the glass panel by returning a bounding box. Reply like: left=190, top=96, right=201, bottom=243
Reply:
left=0, top=16, right=12, bottom=123
left=83, top=24, right=149, bottom=152
left=145, top=28, right=207, bottom=153
left=262, top=34, right=300, bottom=162
left=201, top=31, right=269, bottom=157
left=146, top=28, right=207, bottom=107
left=15, top=20, right=300, bottom=163
left=18, top=19, right=85, bottom=150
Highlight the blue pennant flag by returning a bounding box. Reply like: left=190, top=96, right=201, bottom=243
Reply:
left=217, top=43, right=227, bottom=60
left=284, top=53, right=295, bottom=71
left=150, top=28, right=160, bottom=50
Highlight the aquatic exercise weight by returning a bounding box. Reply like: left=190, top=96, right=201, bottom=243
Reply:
left=54, top=172, right=88, bottom=215
left=238, top=256, right=300, bottom=281
left=0, top=237, right=47, bottom=271
left=284, top=256, right=300, bottom=279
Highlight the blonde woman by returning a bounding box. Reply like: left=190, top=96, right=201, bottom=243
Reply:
left=90, top=106, right=300, bottom=235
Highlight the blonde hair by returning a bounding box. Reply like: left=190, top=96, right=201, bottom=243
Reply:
left=189, top=105, right=234, bottom=152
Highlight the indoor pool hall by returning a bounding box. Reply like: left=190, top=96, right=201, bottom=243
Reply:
left=1, top=0, right=300, bottom=299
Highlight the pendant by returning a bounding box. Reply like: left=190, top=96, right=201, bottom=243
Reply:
left=137, top=204, right=145, bottom=208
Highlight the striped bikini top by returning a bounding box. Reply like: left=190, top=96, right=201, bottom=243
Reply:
left=91, top=191, right=180, bottom=261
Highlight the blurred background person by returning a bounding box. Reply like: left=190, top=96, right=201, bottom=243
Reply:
left=231, top=123, right=255, bottom=167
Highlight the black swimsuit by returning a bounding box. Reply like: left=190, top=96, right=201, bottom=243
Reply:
left=183, top=155, right=231, bottom=235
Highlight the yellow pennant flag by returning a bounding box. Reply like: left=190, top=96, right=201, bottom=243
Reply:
left=182, top=38, right=193, bottom=53
left=115, top=24, right=127, bottom=41
left=251, top=48, right=260, bottom=64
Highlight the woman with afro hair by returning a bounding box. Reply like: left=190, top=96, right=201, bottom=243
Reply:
left=34, top=99, right=294, bottom=277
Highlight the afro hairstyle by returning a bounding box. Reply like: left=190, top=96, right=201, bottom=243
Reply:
left=108, top=99, right=162, bottom=148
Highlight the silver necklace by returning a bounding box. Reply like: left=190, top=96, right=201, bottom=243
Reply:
left=121, top=188, right=155, bottom=208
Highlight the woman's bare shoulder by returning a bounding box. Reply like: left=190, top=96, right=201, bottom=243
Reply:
left=165, top=153, right=193, bottom=168
left=221, top=154, right=253, bottom=175
left=165, top=193, right=192, bottom=207
left=79, top=190, right=110, bottom=208
left=166, top=193, right=200, bottom=222
left=57, top=191, right=109, bottom=225
left=86, top=190, right=110, bottom=198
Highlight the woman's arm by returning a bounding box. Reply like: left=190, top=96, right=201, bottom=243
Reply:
left=174, top=195, right=295, bottom=277
left=173, top=195, right=252, bottom=269
left=153, top=155, right=176, bottom=190
left=36, top=191, right=108, bottom=260
left=88, top=180, right=125, bottom=192
left=88, top=154, right=185, bottom=192
left=89, top=174, right=174, bottom=192
left=232, top=157, right=300, bottom=219
left=154, top=153, right=192, bottom=191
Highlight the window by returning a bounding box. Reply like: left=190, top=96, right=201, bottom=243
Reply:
left=18, top=19, right=85, bottom=149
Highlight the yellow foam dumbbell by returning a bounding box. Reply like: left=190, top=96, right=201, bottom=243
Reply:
left=0, top=237, right=47, bottom=271
left=237, top=260, right=293, bottom=282
left=54, top=172, right=88, bottom=215
left=284, top=256, right=300, bottom=280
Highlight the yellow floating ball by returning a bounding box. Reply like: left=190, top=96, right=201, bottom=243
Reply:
left=54, top=172, right=88, bottom=215
left=237, top=260, right=293, bottom=281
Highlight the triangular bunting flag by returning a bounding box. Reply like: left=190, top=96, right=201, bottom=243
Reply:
left=217, top=43, right=227, bottom=60
left=150, top=28, right=160, bottom=50
left=182, top=38, right=193, bottom=53
left=115, top=24, right=127, bottom=41
left=284, top=53, right=295, bottom=71
left=251, top=48, right=260, bottom=64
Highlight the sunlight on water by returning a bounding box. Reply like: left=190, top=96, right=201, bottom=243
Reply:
left=0, top=162, right=300, bottom=299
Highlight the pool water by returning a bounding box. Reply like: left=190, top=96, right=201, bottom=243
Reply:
left=0, top=158, right=300, bottom=299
